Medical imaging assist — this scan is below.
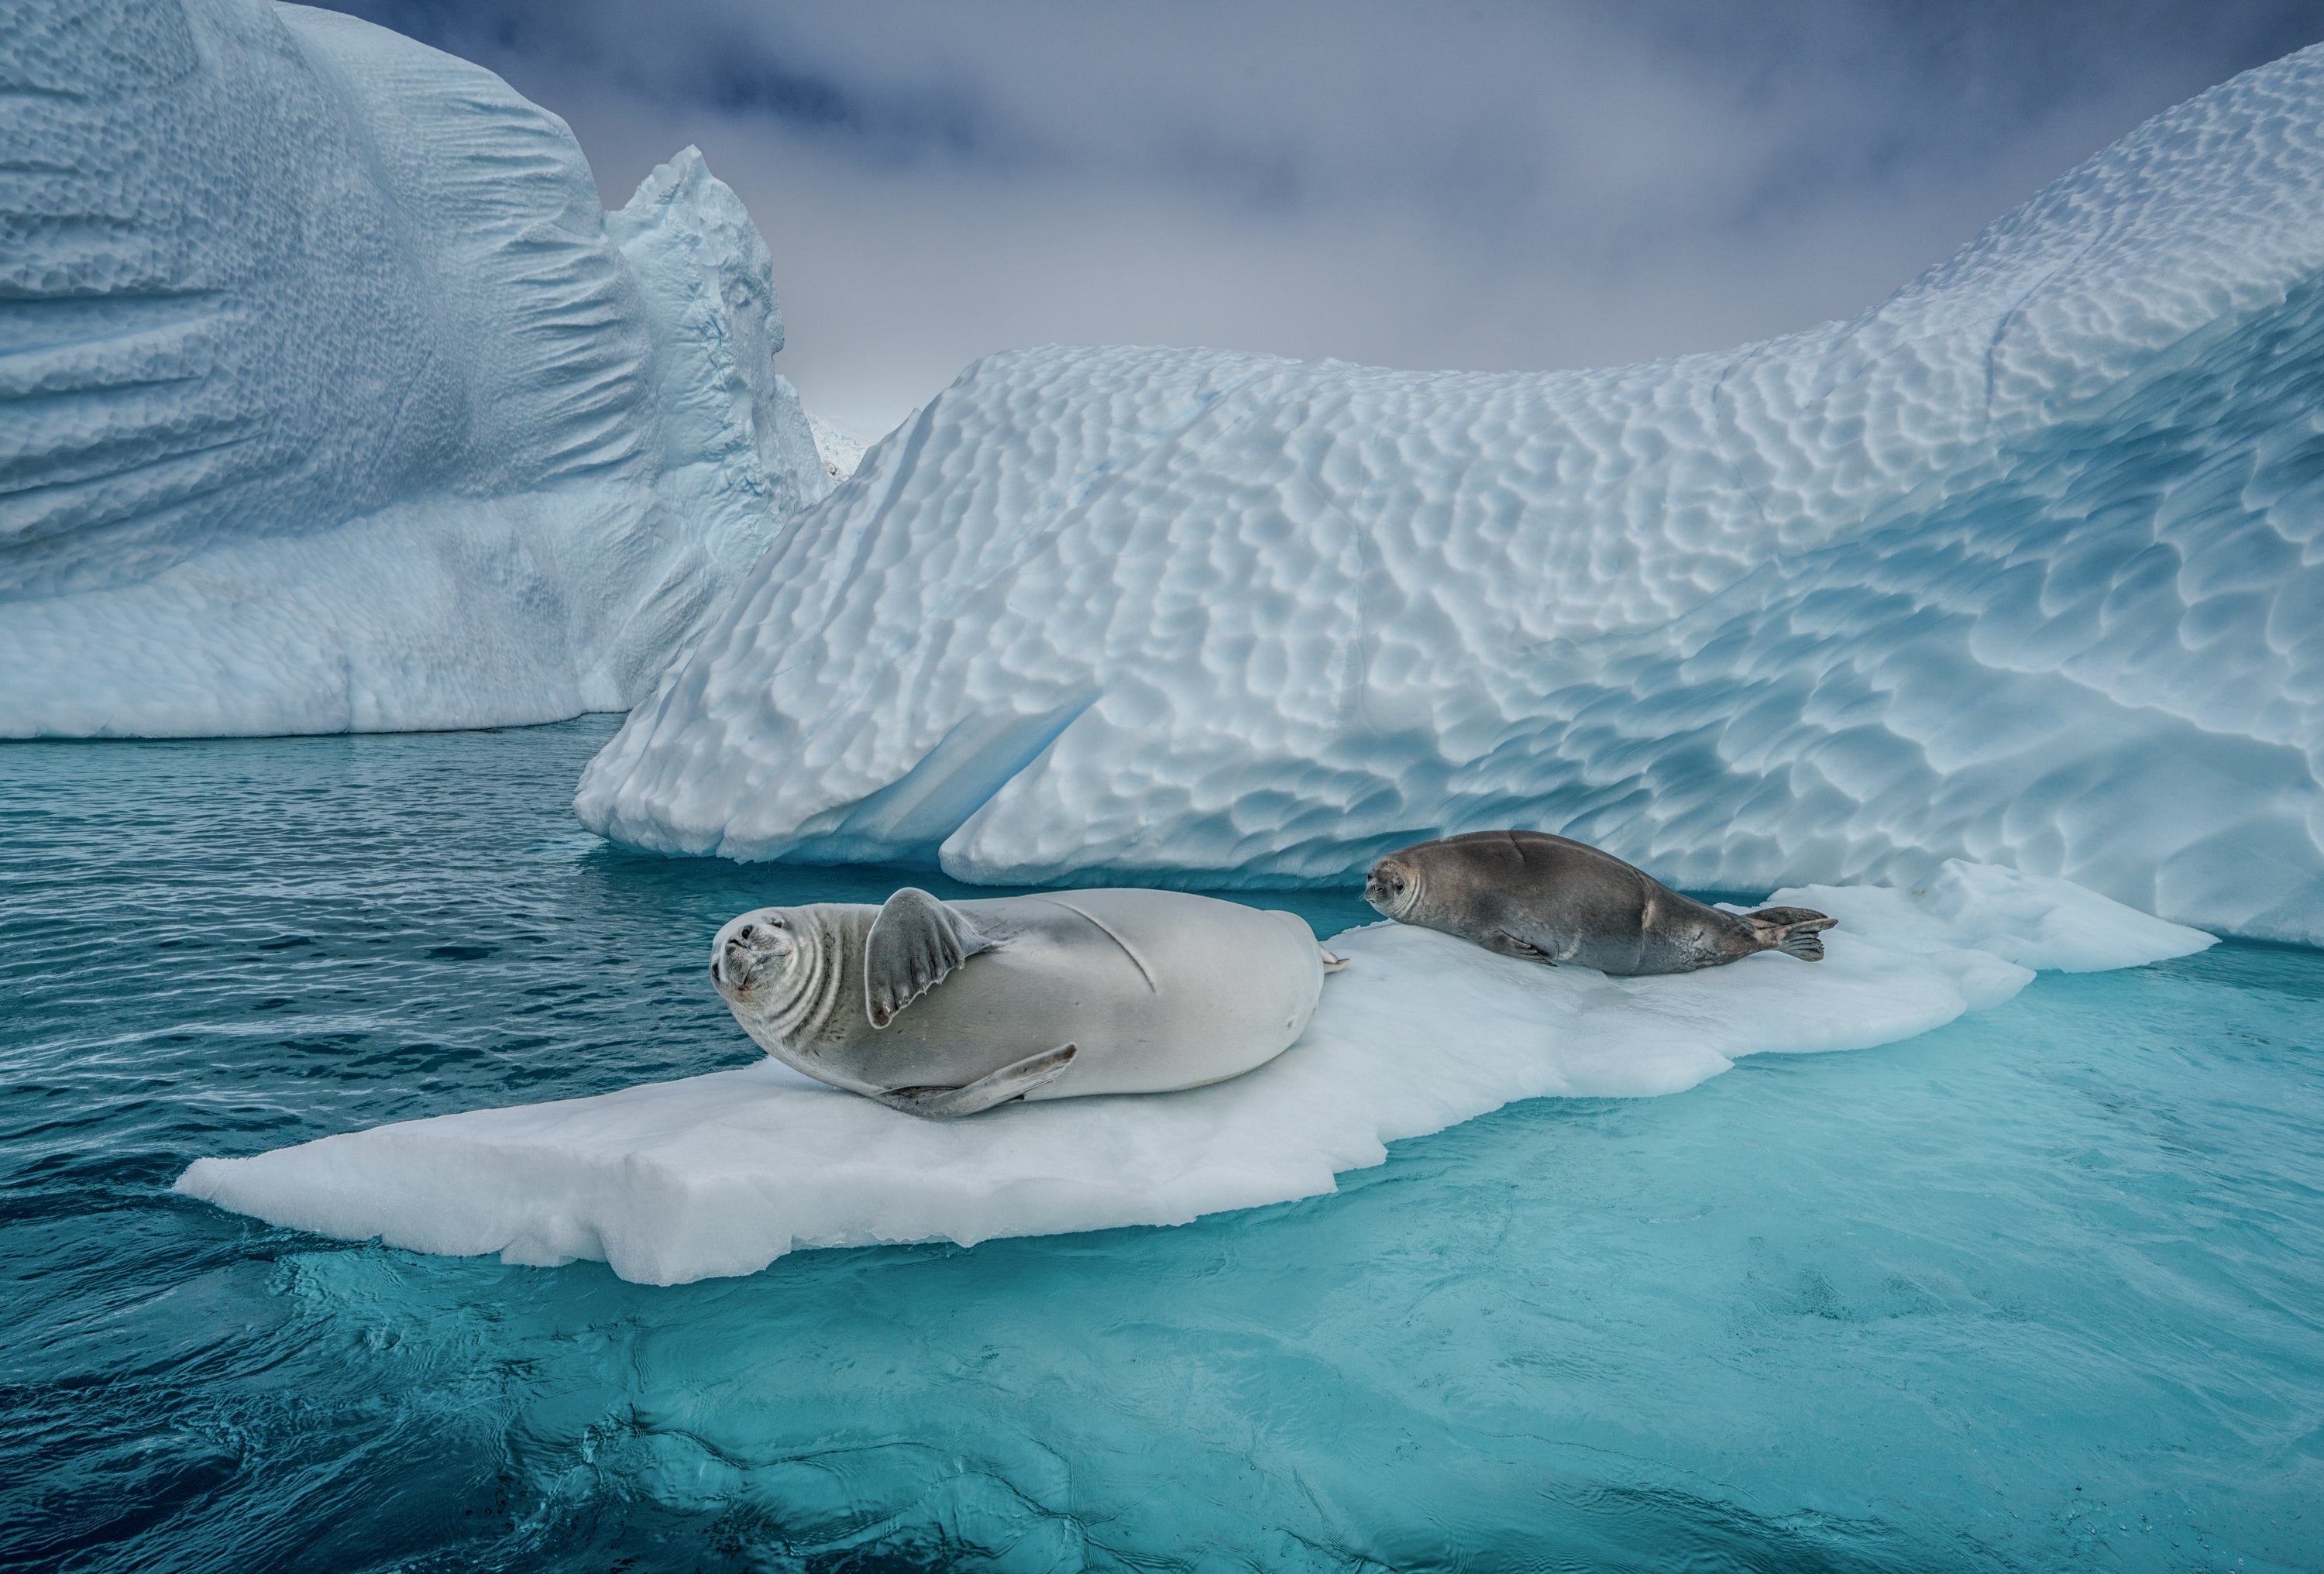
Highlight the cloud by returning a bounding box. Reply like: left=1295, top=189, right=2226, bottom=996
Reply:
left=321, top=0, right=2324, bottom=436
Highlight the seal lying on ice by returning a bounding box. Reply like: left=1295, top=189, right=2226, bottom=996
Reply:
left=1364, top=830, right=1835, bottom=975
left=710, top=888, right=1346, bottom=1117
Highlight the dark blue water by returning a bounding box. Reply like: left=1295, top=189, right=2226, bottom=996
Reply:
left=3, top=718, right=2319, bottom=1572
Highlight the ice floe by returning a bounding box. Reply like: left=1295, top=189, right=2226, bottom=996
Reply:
left=176, top=864, right=2213, bottom=1284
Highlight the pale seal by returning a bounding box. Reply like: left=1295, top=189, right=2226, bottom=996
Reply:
left=1364, top=830, right=1835, bottom=975
left=710, top=887, right=1348, bottom=1117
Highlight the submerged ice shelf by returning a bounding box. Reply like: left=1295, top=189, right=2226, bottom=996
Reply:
left=0, top=0, right=830, bottom=737
left=177, top=863, right=2211, bottom=1285
left=582, top=45, right=2324, bottom=948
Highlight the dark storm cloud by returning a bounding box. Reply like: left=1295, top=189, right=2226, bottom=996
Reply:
left=318, top=0, right=2324, bottom=436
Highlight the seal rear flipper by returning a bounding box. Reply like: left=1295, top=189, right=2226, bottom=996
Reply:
left=872, top=1043, right=1078, bottom=1119
left=1745, top=906, right=1838, bottom=961
left=865, top=886, right=995, bottom=1027
left=1319, top=947, right=1349, bottom=974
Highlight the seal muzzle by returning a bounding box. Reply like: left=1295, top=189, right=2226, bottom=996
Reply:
left=710, top=910, right=795, bottom=999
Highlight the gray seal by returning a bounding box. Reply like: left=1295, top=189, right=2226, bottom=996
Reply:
left=1363, top=830, right=1834, bottom=975
left=710, top=887, right=1347, bottom=1117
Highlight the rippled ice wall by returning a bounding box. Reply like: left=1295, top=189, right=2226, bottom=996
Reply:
left=583, top=46, right=2324, bottom=947
left=0, top=0, right=830, bottom=737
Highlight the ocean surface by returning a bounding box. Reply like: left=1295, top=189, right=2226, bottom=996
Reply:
left=2, top=718, right=2319, bottom=1573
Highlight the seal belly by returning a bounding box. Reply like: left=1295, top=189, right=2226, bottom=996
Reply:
left=1500, top=857, right=1652, bottom=971
left=1026, top=892, right=1324, bottom=1097
left=871, top=890, right=1324, bottom=1098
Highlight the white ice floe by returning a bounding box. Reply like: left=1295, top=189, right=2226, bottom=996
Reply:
left=176, top=864, right=2214, bottom=1285
left=0, top=1, right=830, bottom=737
left=579, top=45, right=2324, bottom=947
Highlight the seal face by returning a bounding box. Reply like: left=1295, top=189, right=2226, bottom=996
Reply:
left=1365, top=830, right=1834, bottom=976
left=710, top=887, right=1344, bottom=1118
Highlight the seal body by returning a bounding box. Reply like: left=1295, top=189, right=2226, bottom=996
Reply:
left=710, top=888, right=1342, bottom=1116
left=1364, top=830, right=1834, bottom=976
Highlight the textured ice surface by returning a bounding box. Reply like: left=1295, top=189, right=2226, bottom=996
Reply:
left=175, top=863, right=2211, bottom=1284
left=582, top=46, right=2324, bottom=947
left=0, top=0, right=829, bottom=737
left=808, top=416, right=866, bottom=482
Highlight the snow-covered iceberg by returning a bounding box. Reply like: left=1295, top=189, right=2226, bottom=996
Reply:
left=175, top=864, right=2212, bottom=1285
left=579, top=46, right=2324, bottom=947
left=0, top=0, right=829, bottom=737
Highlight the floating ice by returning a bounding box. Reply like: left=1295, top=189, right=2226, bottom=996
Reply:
left=175, top=864, right=2213, bottom=1285
left=0, top=0, right=829, bottom=737
left=579, top=46, right=2324, bottom=947
left=1763, top=860, right=2230, bottom=975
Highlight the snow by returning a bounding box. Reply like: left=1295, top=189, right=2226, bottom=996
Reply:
left=579, top=46, right=2324, bottom=947
left=174, top=864, right=2213, bottom=1285
left=809, top=417, right=867, bottom=482
left=0, top=0, right=830, bottom=737
left=1760, top=861, right=2227, bottom=975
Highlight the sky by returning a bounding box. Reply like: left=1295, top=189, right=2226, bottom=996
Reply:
left=318, top=0, right=2324, bottom=440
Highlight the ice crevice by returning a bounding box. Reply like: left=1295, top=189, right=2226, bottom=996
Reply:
left=177, top=864, right=2215, bottom=1285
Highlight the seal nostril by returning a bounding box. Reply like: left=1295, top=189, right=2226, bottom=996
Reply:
left=738, top=923, right=755, bottom=940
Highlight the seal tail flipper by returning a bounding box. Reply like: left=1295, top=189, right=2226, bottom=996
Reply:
left=1319, top=947, right=1349, bottom=974
left=865, top=886, right=995, bottom=1028
left=873, top=1043, right=1078, bottom=1119
left=1745, top=906, right=1838, bottom=961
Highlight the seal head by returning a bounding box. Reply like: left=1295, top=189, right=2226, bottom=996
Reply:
left=712, top=906, right=848, bottom=1047
left=710, top=909, right=792, bottom=999
left=1363, top=856, right=1422, bottom=923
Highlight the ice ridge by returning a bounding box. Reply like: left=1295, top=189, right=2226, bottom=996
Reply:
left=579, top=46, right=2324, bottom=946
left=174, top=864, right=2215, bottom=1284
left=0, top=0, right=830, bottom=737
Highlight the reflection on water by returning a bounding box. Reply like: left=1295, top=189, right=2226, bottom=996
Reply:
left=2, top=719, right=2319, bottom=1571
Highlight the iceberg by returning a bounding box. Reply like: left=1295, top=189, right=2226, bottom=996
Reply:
left=808, top=416, right=866, bottom=483
left=175, top=864, right=2212, bottom=1285
left=579, top=46, right=2324, bottom=947
left=0, top=0, right=830, bottom=737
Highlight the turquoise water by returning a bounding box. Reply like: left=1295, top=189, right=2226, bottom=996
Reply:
left=3, top=719, right=2320, bottom=1573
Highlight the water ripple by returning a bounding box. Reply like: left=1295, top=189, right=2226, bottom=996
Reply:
left=2, top=720, right=2318, bottom=1572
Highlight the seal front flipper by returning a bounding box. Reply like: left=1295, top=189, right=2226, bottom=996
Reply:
left=873, top=1043, right=1078, bottom=1119
left=1480, top=930, right=1556, bottom=965
left=865, top=886, right=995, bottom=1027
